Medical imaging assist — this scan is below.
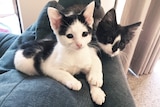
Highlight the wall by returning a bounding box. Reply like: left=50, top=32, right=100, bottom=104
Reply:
left=120, top=0, right=151, bottom=74
left=18, top=0, right=118, bottom=31
left=101, top=0, right=115, bottom=13
left=130, top=0, right=160, bottom=75
left=17, top=0, right=51, bottom=31
left=101, top=0, right=126, bottom=24
left=18, top=0, right=125, bottom=32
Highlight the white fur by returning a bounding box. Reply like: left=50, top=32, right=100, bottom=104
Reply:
left=40, top=41, right=105, bottom=105
left=46, top=18, right=105, bottom=104
left=14, top=50, right=38, bottom=75
left=56, top=20, right=91, bottom=50
left=14, top=2, right=106, bottom=105
left=98, top=35, right=121, bottom=57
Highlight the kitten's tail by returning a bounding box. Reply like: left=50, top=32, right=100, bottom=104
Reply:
left=93, top=0, right=104, bottom=31
left=94, top=0, right=101, bottom=8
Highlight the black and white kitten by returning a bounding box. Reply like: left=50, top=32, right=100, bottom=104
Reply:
left=14, top=2, right=105, bottom=105
left=96, top=8, right=141, bottom=57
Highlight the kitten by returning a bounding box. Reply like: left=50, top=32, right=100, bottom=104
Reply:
left=96, top=8, right=141, bottom=57
left=14, top=2, right=105, bottom=105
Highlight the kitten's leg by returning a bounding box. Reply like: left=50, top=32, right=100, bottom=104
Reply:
left=44, top=69, right=82, bottom=91
left=87, top=55, right=106, bottom=105
left=90, top=85, right=106, bottom=105
left=86, top=55, right=103, bottom=87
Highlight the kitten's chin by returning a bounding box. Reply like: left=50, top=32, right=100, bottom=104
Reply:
left=68, top=46, right=85, bottom=51
left=98, top=42, right=120, bottom=57
left=104, top=50, right=120, bottom=57
left=110, top=50, right=120, bottom=57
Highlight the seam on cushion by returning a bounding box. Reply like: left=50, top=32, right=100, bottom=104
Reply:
left=0, top=34, right=15, bottom=47
left=0, top=38, right=15, bottom=57
left=0, top=76, right=28, bottom=106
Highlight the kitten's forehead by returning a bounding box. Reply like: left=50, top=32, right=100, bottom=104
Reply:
left=58, top=14, right=87, bottom=35
left=67, top=20, right=88, bottom=35
left=64, top=11, right=74, bottom=16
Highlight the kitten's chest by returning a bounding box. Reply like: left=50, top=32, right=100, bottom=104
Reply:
left=67, top=55, right=91, bottom=74
left=65, top=49, right=93, bottom=73
left=54, top=47, right=93, bottom=74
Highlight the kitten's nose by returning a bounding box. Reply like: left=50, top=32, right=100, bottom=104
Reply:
left=112, top=41, right=120, bottom=52
left=76, top=43, right=82, bottom=49
left=112, top=47, right=118, bottom=53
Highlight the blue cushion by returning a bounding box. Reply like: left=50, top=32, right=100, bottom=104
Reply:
left=0, top=1, right=136, bottom=107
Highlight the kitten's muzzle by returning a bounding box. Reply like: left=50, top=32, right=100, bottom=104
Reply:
left=76, top=43, right=83, bottom=49
left=112, top=41, right=120, bottom=52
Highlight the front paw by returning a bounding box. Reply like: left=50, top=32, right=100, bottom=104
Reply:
left=87, top=73, right=103, bottom=87
left=90, top=86, right=106, bottom=105
left=65, top=80, right=82, bottom=91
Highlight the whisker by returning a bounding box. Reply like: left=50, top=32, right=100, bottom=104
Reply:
left=119, top=51, right=128, bottom=63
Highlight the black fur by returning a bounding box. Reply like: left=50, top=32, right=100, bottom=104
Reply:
left=96, top=8, right=141, bottom=51
left=58, top=8, right=92, bottom=36
left=17, top=3, right=96, bottom=75
left=19, top=40, right=56, bottom=75
left=58, top=1, right=104, bottom=37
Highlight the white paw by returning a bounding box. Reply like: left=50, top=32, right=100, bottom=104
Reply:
left=87, top=73, right=103, bottom=87
left=65, top=80, right=82, bottom=91
left=90, top=86, right=106, bottom=105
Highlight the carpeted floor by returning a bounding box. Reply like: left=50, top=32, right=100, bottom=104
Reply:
left=127, top=60, right=160, bottom=107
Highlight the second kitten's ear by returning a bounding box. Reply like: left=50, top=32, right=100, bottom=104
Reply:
left=125, top=22, right=141, bottom=39
left=83, top=1, right=95, bottom=27
left=47, top=7, right=62, bottom=30
left=102, top=8, right=117, bottom=24
left=126, top=22, right=141, bottom=32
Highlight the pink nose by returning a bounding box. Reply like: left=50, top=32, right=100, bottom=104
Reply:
left=76, top=43, right=82, bottom=48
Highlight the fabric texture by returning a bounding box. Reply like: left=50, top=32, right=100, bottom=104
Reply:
left=0, top=0, right=136, bottom=107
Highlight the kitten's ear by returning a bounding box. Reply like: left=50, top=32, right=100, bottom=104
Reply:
left=47, top=7, right=62, bottom=30
left=126, top=22, right=141, bottom=32
left=82, top=1, right=95, bottom=27
left=102, top=8, right=117, bottom=24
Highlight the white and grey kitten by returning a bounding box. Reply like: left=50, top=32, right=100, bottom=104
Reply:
left=14, top=2, right=105, bottom=105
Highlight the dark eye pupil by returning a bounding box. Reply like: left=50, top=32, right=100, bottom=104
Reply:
left=66, top=34, right=73, bottom=38
left=120, top=42, right=124, bottom=47
left=82, top=32, right=89, bottom=37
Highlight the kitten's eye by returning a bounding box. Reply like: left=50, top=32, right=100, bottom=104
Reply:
left=120, top=42, right=125, bottom=47
left=82, top=32, right=89, bottom=37
left=66, top=34, right=73, bottom=39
